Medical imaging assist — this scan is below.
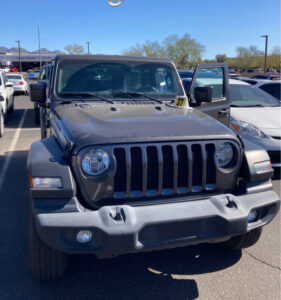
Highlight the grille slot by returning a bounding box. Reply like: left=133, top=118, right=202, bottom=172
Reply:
left=206, top=144, right=216, bottom=189
left=114, top=148, right=126, bottom=193
left=192, top=144, right=203, bottom=191
left=162, top=145, right=174, bottom=192
left=147, top=146, right=158, bottom=193
left=130, top=147, right=143, bottom=194
left=113, top=142, right=221, bottom=200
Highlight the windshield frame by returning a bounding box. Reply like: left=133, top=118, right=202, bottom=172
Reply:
left=53, top=58, right=185, bottom=102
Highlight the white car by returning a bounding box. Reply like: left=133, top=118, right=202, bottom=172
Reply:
left=229, top=79, right=281, bottom=167
left=0, top=71, right=14, bottom=137
left=6, top=73, right=28, bottom=95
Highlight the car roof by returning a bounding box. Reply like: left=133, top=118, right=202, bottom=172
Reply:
left=55, top=54, right=173, bottom=64
left=229, top=79, right=249, bottom=85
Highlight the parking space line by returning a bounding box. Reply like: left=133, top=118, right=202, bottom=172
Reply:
left=0, top=109, right=27, bottom=193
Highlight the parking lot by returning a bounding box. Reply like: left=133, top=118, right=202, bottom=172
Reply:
left=0, top=93, right=279, bottom=299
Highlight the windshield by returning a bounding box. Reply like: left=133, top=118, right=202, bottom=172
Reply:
left=56, top=60, right=183, bottom=99
left=229, top=84, right=280, bottom=107
left=7, top=75, right=22, bottom=80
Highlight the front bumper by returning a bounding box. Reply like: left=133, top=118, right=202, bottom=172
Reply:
left=34, top=190, right=280, bottom=258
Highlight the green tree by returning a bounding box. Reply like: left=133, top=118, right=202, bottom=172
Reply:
left=64, top=43, right=85, bottom=54
left=164, top=34, right=205, bottom=68
left=215, top=54, right=227, bottom=63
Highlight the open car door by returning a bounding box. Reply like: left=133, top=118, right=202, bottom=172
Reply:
left=186, top=63, right=230, bottom=127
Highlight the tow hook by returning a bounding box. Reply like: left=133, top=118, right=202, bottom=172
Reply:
left=110, top=207, right=123, bottom=221
left=226, top=195, right=238, bottom=209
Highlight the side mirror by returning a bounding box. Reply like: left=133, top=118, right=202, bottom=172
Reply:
left=5, top=82, right=13, bottom=88
left=30, top=84, right=46, bottom=103
left=194, top=86, right=213, bottom=105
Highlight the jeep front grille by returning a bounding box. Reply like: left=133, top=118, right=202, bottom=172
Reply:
left=113, top=142, right=218, bottom=199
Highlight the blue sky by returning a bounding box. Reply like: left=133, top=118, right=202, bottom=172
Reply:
left=1, top=0, right=280, bottom=59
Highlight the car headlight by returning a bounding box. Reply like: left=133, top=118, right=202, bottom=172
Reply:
left=82, top=149, right=110, bottom=176
left=215, top=142, right=234, bottom=168
left=230, top=118, right=266, bottom=138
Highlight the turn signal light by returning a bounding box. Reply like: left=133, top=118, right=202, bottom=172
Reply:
left=27, top=175, right=62, bottom=188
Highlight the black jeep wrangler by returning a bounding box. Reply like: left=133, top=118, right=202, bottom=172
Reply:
left=28, top=55, right=280, bottom=280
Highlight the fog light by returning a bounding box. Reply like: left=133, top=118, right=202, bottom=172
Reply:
left=248, top=210, right=259, bottom=223
left=76, top=230, right=92, bottom=243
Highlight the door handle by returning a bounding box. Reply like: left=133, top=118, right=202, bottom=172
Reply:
left=219, top=109, right=230, bottom=116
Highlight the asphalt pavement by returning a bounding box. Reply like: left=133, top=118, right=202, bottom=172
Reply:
left=0, top=94, right=280, bottom=300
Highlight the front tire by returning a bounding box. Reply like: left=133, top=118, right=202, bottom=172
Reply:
left=222, top=228, right=262, bottom=250
left=29, top=212, right=67, bottom=281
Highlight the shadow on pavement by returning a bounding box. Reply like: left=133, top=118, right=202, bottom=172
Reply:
left=5, top=108, right=38, bottom=129
left=0, top=150, right=242, bottom=300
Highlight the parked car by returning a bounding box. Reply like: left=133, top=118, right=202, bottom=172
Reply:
left=255, top=80, right=281, bottom=101
left=33, top=64, right=52, bottom=124
left=0, top=71, right=14, bottom=135
left=229, top=79, right=281, bottom=168
left=27, top=67, right=41, bottom=72
left=27, top=71, right=40, bottom=80
left=251, top=74, right=280, bottom=80
left=9, top=67, right=18, bottom=72
left=6, top=73, right=28, bottom=95
left=27, top=55, right=280, bottom=280
left=178, top=69, right=194, bottom=78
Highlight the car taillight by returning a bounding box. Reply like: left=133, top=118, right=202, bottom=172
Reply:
left=19, top=81, right=24, bottom=85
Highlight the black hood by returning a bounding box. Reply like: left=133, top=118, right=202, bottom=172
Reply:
left=53, top=102, right=237, bottom=153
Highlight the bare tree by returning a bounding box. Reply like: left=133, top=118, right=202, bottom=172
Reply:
left=123, top=40, right=165, bottom=57
left=268, top=46, right=281, bottom=70
left=64, top=43, right=85, bottom=54
left=235, top=45, right=263, bottom=69
left=123, top=33, right=204, bottom=68
left=215, top=54, right=227, bottom=63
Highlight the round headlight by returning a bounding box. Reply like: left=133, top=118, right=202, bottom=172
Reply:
left=215, top=143, right=233, bottom=168
left=82, top=149, right=110, bottom=175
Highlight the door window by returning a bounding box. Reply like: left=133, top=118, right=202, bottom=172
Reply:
left=192, top=67, right=224, bottom=101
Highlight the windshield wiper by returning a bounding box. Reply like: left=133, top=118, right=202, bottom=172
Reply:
left=58, top=92, right=114, bottom=104
left=111, top=91, right=163, bottom=104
